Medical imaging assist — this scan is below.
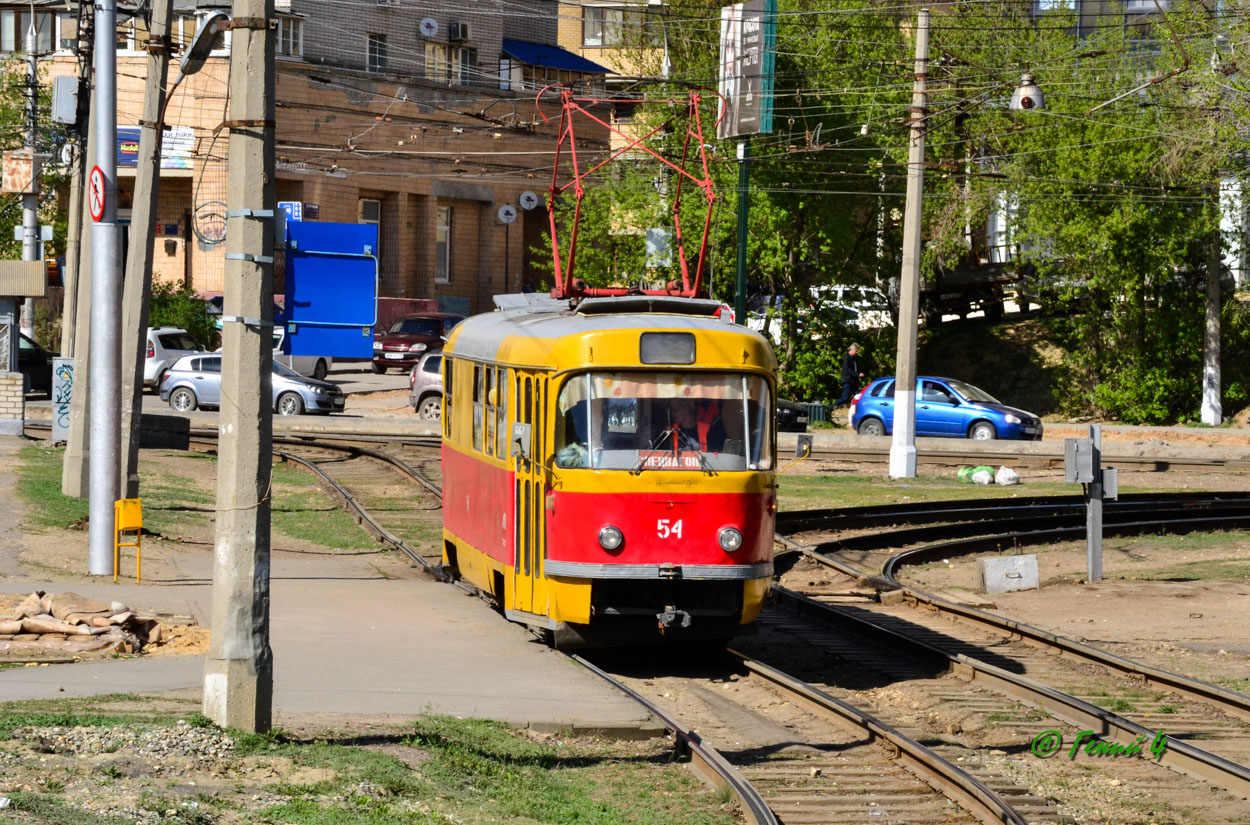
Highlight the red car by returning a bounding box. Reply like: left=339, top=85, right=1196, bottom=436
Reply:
left=371, top=312, right=463, bottom=374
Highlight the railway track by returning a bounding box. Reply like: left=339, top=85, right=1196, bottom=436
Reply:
left=24, top=421, right=1250, bottom=822
left=775, top=493, right=1250, bottom=818
left=794, top=443, right=1250, bottom=473
left=583, top=646, right=1050, bottom=824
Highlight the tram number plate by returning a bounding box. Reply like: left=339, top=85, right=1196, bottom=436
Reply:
left=637, top=450, right=701, bottom=471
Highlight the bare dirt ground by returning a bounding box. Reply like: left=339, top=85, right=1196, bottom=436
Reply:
left=899, top=535, right=1250, bottom=690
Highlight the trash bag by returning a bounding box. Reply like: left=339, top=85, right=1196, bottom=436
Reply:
left=995, top=466, right=1020, bottom=485
left=957, top=466, right=976, bottom=483
left=971, top=467, right=995, bottom=485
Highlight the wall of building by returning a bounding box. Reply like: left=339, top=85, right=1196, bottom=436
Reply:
left=45, top=6, right=608, bottom=318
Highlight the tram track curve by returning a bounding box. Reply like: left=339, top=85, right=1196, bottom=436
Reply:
left=776, top=492, right=1250, bottom=803
left=28, top=420, right=1250, bottom=819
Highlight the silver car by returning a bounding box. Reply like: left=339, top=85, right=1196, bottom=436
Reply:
left=159, top=354, right=346, bottom=415
left=408, top=351, right=443, bottom=421
left=145, top=327, right=204, bottom=388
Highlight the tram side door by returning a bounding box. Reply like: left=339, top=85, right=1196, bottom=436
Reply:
left=513, top=373, right=547, bottom=615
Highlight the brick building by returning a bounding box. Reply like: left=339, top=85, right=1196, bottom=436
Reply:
left=9, top=0, right=611, bottom=317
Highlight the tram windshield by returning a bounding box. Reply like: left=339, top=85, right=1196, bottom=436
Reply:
left=554, top=372, right=772, bottom=472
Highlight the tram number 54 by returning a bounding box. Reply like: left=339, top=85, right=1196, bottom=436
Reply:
left=657, top=519, right=684, bottom=539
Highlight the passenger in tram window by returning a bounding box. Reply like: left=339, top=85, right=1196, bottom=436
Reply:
left=556, top=399, right=589, bottom=468
left=670, top=397, right=727, bottom=452
left=719, top=400, right=746, bottom=456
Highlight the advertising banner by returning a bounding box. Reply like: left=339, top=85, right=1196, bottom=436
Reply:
left=717, top=0, right=777, bottom=140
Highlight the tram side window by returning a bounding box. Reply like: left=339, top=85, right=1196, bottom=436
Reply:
left=495, top=371, right=509, bottom=456
left=484, top=367, right=496, bottom=456
left=473, top=365, right=484, bottom=452
left=444, top=357, right=455, bottom=437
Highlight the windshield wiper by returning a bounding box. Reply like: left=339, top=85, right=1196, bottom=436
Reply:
left=630, top=427, right=679, bottom=475
left=674, top=429, right=718, bottom=476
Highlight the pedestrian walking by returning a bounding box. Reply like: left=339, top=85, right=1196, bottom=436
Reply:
left=835, top=344, right=864, bottom=406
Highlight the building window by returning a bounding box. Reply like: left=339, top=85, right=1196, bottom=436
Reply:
left=359, top=199, right=381, bottom=225
left=277, top=17, right=302, bottom=58
left=1126, top=0, right=1167, bottom=9
left=367, top=33, right=387, bottom=73
left=2, top=10, right=55, bottom=53
left=453, top=46, right=478, bottom=86
left=1036, top=0, right=1075, bottom=9
left=583, top=5, right=663, bottom=48
left=425, top=43, right=448, bottom=82
left=435, top=206, right=452, bottom=284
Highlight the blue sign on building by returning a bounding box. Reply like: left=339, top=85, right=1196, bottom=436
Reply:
left=283, top=221, right=378, bottom=358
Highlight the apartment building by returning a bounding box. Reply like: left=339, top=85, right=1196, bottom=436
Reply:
left=8, top=0, right=611, bottom=315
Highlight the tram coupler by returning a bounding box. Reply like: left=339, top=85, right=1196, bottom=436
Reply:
left=657, top=608, right=693, bottom=632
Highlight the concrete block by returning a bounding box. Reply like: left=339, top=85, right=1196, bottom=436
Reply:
left=977, top=555, right=1039, bottom=594
left=879, top=588, right=907, bottom=607
left=140, top=414, right=191, bottom=450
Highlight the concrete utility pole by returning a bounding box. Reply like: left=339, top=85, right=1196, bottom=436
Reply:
left=889, top=7, right=928, bottom=480
left=20, top=19, right=39, bottom=341
left=120, top=0, right=174, bottom=498
left=61, top=124, right=94, bottom=495
left=87, top=0, right=122, bottom=575
left=60, top=140, right=84, bottom=358
left=1201, top=225, right=1222, bottom=426
left=203, top=0, right=276, bottom=733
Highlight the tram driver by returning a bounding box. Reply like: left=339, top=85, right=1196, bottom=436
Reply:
left=668, top=397, right=728, bottom=453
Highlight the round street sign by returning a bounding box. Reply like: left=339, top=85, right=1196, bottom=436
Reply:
left=519, top=191, right=540, bottom=210
left=498, top=204, right=517, bottom=224
left=88, top=165, right=106, bottom=222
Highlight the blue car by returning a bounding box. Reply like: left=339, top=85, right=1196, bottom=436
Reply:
left=849, top=376, right=1043, bottom=441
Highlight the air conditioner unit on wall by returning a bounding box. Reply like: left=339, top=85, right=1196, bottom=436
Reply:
left=448, top=21, right=471, bottom=41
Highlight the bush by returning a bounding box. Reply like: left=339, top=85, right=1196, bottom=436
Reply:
left=149, top=281, right=218, bottom=349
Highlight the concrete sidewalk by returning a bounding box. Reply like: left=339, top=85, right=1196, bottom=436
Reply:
left=0, top=440, right=654, bottom=732
left=1, top=573, right=650, bottom=730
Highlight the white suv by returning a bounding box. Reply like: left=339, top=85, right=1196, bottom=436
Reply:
left=145, top=327, right=204, bottom=388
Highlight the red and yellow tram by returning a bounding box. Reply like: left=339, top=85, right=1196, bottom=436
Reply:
left=440, top=295, right=779, bottom=647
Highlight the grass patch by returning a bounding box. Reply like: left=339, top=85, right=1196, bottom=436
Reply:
left=1156, top=704, right=1180, bottom=714
left=1, top=793, right=133, bottom=825
left=774, top=473, right=1169, bottom=513
left=15, top=445, right=89, bottom=528
left=2, top=699, right=731, bottom=825
left=1130, top=558, right=1250, bottom=582
left=777, top=473, right=1080, bottom=512
left=270, top=463, right=378, bottom=551
left=1095, top=697, right=1136, bottom=713
left=1215, top=677, right=1250, bottom=695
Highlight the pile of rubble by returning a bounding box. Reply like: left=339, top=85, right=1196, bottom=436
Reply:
left=0, top=592, right=163, bottom=657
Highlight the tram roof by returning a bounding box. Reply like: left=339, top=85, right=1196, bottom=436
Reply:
left=446, top=294, right=775, bottom=369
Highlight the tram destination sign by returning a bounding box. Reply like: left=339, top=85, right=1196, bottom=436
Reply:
left=717, top=0, right=777, bottom=140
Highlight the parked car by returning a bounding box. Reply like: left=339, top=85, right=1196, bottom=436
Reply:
left=809, top=284, right=893, bottom=330
left=776, top=399, right=808, bottom=432
left=849, top=376, right=1042, bottom=441
left=408, top=351, right=444, bottom=421
left=372, top=312, right=463, bottom=374
left=158, top=354, right=346, bottom=415
left=271, top=327, right=331, bottom=380
left=145, top=327, right=204, bottom=389
left=18, top=333, right=56, bottom=395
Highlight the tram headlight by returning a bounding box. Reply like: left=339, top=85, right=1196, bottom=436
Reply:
left=718, top=527, right=744, bottom=552
left=598, top=525, right=624, bottom=551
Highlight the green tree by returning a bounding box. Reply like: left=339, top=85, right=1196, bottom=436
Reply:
left=148, top=280, right=218, bottom=349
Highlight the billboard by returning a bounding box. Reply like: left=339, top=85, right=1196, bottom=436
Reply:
left=717, top=0, right=777, bottom=140
left=116, top=126, right=195, bottom=169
